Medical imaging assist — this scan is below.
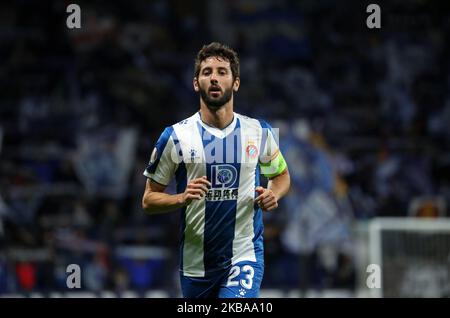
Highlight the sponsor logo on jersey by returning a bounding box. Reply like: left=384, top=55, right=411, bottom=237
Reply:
left=211, top=164, right=238, bottom=188
left=205, top=188, right=239, bottom=201
left=206, top=164, right=239, bottom=201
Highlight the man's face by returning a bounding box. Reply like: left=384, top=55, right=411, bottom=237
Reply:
left=194, top=57, right=239, bottom=110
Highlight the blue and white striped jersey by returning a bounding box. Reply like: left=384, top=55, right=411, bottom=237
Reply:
left=144, top=112, right=284, bottom=277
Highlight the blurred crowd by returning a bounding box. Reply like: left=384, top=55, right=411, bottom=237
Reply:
left=0, top=0, right=449, bottom=295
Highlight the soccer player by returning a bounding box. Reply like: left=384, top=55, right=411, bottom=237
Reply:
left=142, top=42, right=290, bottom=298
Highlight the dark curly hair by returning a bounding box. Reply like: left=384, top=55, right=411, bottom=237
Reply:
left=194, top=42, right=240, bottom=80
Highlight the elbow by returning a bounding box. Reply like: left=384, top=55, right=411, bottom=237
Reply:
left=142, top=196, right=155, bottom=214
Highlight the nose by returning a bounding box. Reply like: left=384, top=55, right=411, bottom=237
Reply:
left=210, top=77, right=218, bottom=85
left=210, top=72, right=218, bottom=84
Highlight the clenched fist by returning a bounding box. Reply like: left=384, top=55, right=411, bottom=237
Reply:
left=180, top=176, right=211, bottom=206
left=254, top=186, right=279, bottom=211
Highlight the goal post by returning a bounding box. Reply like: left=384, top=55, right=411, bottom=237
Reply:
left=369, top=217, right=450, bottom=298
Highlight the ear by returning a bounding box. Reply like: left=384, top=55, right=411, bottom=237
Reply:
left=233, top=77, right=240, bottom=92
left=193, top=77, right=199, bottom=92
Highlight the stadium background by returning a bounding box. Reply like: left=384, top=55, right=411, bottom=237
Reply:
left=1, top=0, right=450, bottom=297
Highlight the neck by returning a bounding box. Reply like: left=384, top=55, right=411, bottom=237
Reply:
left=199, top=98, right=234, bottom=129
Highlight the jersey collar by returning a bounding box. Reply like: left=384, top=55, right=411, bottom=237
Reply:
left=195, top=111, right=237, bottom=139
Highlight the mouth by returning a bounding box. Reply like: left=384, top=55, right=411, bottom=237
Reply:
left=208, top=86, right=222, bottom=97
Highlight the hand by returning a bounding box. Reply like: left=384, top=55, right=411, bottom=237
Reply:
left=254, top=186, right=279, bottom=211
left=180, top=176, right=211, bottom=206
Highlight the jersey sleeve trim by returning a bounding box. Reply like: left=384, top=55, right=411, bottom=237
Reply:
left=148, top=177, right=169, bottom=187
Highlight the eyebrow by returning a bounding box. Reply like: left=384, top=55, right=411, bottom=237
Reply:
left=201, top=66, right=229, bottom=73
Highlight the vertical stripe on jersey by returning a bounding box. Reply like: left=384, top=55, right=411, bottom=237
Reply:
left=170, top=129, right=189, bottom=273
left=254, top=120, right=267, bottom=264
left=252, top=164, right=264, bottom=264
left=176, top=160, right=187, bottom=273
left=232, top=119, right=259, bottom=264
left=199, top=120, right=241, bottom=276
left=174, top=123, right=207, bottom=277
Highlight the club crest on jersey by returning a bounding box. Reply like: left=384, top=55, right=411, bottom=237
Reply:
left=246, top=142, right=258, bottom=159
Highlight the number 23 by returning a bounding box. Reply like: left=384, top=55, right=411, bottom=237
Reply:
left=226, top=265, right=254, bottom=289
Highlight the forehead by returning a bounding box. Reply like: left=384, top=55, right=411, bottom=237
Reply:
left=199, top=56, right=231, bottom=70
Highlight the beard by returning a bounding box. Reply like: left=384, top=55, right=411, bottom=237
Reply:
left=199, top=85, right=233, bottom=111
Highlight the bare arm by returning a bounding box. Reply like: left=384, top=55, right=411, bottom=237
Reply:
left=268, top=167, right=291, bottom=201
left=255, top=167, right=291, bottom=211
left=142, top=176, right=211, bottom=215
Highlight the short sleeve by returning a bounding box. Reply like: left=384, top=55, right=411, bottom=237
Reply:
left=143, top=127, right=178, bottom=186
